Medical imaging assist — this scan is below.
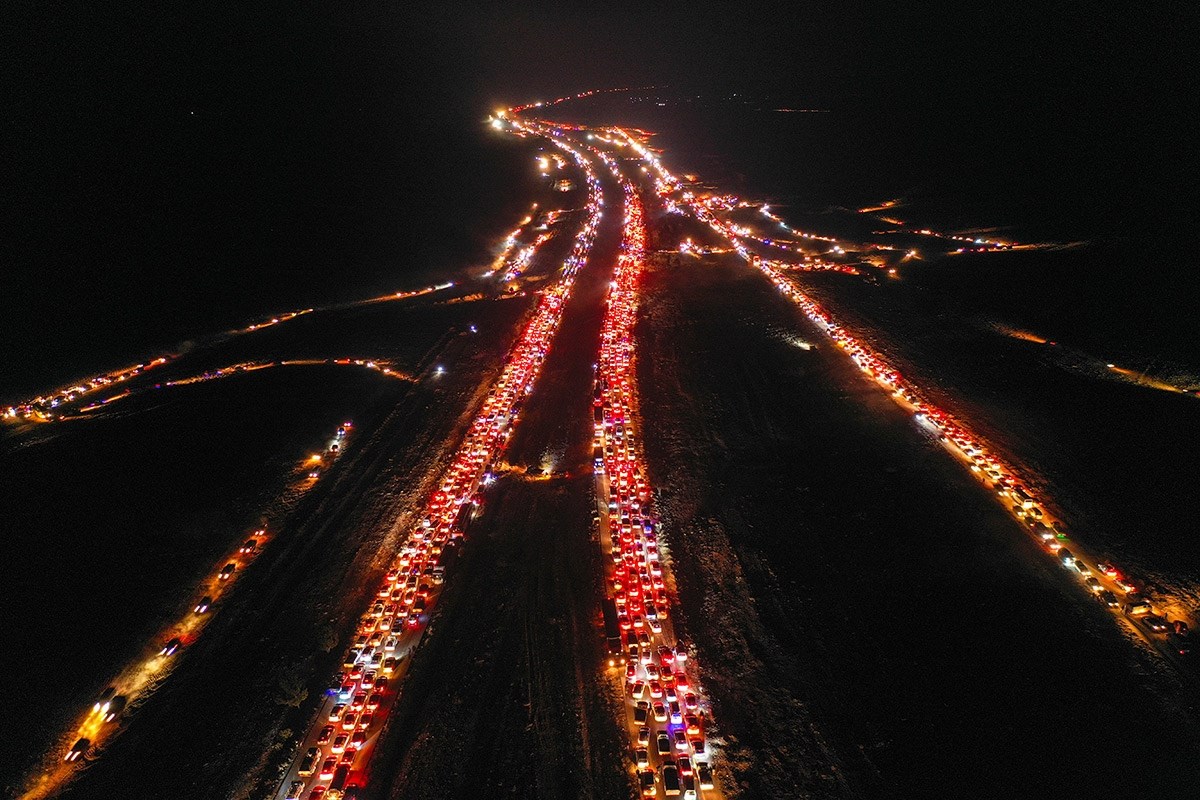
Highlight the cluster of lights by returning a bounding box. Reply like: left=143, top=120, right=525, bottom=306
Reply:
left=4, top=357, right=170, bottom=423
left=73, top=360, right=406, bottom=416
left=608, top=111, right=1195, bottom=663
left=5, top=282, right=460, bottom=427
left=271, top=121, right=607, bottom=795
left=591, top=179, right=722, bottom=798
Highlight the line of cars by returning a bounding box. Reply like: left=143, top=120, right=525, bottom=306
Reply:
left=275, top=128, right=606, bottom=800
left=6, top=275, right=462, bottom=428
left=667, top=168, right=1198, bottom=662
left=4, top=356, right=171, bottom=423
left=744, top=252, right=1195, bottom=656
left=589, top=178, right=722, bottom=799
left=60, top=421, right=352, bottom=777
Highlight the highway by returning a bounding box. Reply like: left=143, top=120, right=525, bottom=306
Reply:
left=269, top=126, right=605, bottom=800
left=587, top=174, right=726, bottom=799
left=14, top=90, right=1197, bottom=798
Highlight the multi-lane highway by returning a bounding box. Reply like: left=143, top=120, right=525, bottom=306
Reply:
left=589, top=174, right=726, bottom=799
left=12, top=90, right=1199, bottom=799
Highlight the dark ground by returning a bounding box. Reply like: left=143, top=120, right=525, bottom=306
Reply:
left=636, top=250, right=1200, bottom=799
left=792, top=267, right=1200, bottom=610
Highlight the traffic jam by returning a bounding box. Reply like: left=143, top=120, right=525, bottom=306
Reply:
left=53, top=420, right=353, bottom=779
left=587, top=166, right=723, bottom=799
left=617, top=130, right=1198, bottom=664
left=2, top=279, right=459, bottom=427
left=273, top=125, right=605, bottom=800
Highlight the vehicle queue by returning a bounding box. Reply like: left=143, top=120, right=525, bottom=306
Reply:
left=588, top=174, right=723, bottom=799
left=274, top=125, right=606, bottom=800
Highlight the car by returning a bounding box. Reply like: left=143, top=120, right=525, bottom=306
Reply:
left=285, top=781, right=306, bottom=800
left=678, top=755, right=692, bottom=776
left=298, top=747, right=321, bottom=777
left=638, top=727, right=651, bottom=746
left=636, top=747, right=650, bottom=768
left=633, top=702, right=649, bottom=725
left=93, top=687, right=116, bottom=714
left=102, top=695, right=127, bottom=722
left=697, top=763, right=715, bottom=789
left=653, top=702, right=668, bottom=722
left=639, top=769, right=658, bottom=796
left=307, top=787, right=328, bottom=800
left=328, top=704, right=346, bottom=722
left=1167, top=632, right=1193, bottom=656
left=318, top=755, right=338, bottom=780
left=1141, top=615, right=1169, bottom=633
left=1096, top=562, right=1119, bottom=578
left=1084, top=577, right=1103, bottom=593
left=330, top=734, right=348, bottom=754
left=673, top=730, right=688, bottom=751
left=689, top=736, right=706, bottom=755
left=239, top=538, right=258, bottom=554
left=648, top=680, right=663, bottom=699
left=1124, top=596, right=1153, bottom=616
left=341, top=712, right=358, bottom=731
left=350, top=730, right=367, bottom=747
left=1074, top=561, right=1092, bottom=576
left=160, top=637, right=182, bottom=656
left=669, top=700, right=683, bottom=725
left=683, top=693, right=699, bottom=712
left=1058, top=549, right=1075, bottom=566
left=194, top=596, right=212, bottom=614
left=657, top=731, right=672, bottom=755
left=219, top=563, right=236, bottom=580
left=64, top=737, right=90, bottom=762
left=1097, top=590, right=1120, bottom=608
left=631, top=680, right=647, bottom=699
left=1116, top=577, right=1139, bottom=594
left=684, top=714, right=701, bottom=736
left=662, top=764, right=681, bottom=796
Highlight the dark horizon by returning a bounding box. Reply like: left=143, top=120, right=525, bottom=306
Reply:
left=6, top=4, right=1199, bottom=394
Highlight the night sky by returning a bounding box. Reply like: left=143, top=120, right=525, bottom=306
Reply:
left=5, top=3, right=1197, bottom=392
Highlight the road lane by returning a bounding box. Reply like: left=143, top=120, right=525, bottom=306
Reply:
left=271, top=128, right=606, bottom=800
